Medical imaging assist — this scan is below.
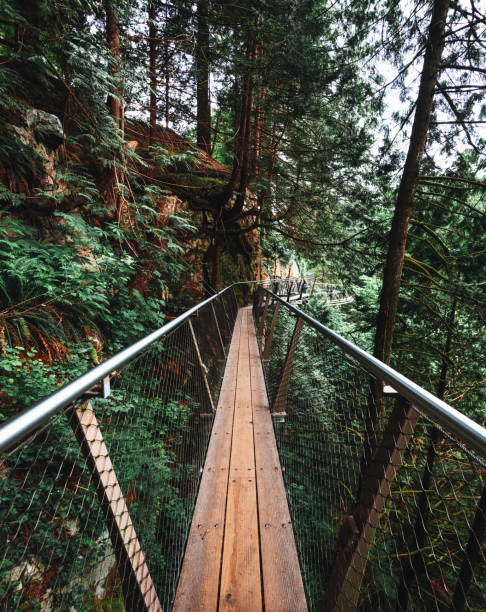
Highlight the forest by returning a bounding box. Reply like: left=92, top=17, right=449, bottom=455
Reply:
left=0, top=0, right=485, bottom=610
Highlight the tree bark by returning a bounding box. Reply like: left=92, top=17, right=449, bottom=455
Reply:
left=164, top=38, right=170, bottom=127
left=225, top=35, right=255, bottom=221
left=196, top=0, right=211, bottom=153
left=251, top=44, right=264, bottom=181
left=148, top=0, right=157, bottom=146
left=212, top=35, right=255, bottom=218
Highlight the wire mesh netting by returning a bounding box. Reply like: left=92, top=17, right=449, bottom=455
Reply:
left=358, top=412, right=486, bottom=612
left=3, top=283, right=485, bottom=612
left=254, top=290, right=486, bottom=612
left=0, top=291, right=238, bottom=611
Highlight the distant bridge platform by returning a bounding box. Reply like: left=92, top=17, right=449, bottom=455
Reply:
left=173, top=307, right=307, bottom=611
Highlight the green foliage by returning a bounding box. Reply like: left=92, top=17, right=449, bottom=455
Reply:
left=0, top=346, right=58, bottom=412
left=1, top=0, right=485, bottom=608
left=0, top=339, right=210, bottom=608
left=262, top=229, right=296, bottom=273
left=0, top=344, right=95, bottom=414
left=0, top=214, right=106, bottom=356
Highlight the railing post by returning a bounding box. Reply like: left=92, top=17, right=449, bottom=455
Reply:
left=322, top=396, right=420, bottom=612
left=253, top=285, right=265, bottom=331
left=449, top=483, right=486, bottom=612
left=231, top=286, right=238, bottom=320
left=257, top=292, right=271, bottom=338
left=188, top=318, right=216, bottom=412
left=211, top=302, right=226, bottom=359
left=262, top=301, right=280, bottom=362
left=220, top=292, right=231, bottom=338
left=272, top=316, right=304, bottom=413
left=69, top=402, right=162, bottom=612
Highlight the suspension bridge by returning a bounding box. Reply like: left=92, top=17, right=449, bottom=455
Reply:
left=0, top=281, right=485, bottom=611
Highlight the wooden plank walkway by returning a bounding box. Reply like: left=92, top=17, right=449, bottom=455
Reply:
left=173, top=307, right=307, bottom=612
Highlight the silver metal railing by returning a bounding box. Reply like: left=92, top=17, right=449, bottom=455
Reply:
left=0, top=279, right=342, bottom=454
left=8, top=279, right=482, bottom=459
left=3, top=281, right=485, bottom=611
left=261, top=288, right=486, bottom=459
left=254, top=287, right=486, bottom=611
left=0, top=283, right=247, bottom=454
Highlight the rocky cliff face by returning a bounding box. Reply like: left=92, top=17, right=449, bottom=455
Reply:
left=2, top=107, right=64, bottom=200
left=0, top=100, right=261, bottom=368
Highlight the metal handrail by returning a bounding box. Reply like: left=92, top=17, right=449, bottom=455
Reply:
left=0, top=279, right=296, bottom=453
left=263, top=288, right=486, bottom=459
left=0, top=283, right=249, bottom=453
left=4, top=280, right=484, bottom=460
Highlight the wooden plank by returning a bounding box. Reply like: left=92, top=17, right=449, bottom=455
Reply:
left=176, top=307, right=305, bottom=611
left=248, top=308, right=308, bottom=612
left=173, top=310, right=243, bottom=611
left=219, top=309, right=262, bottom=611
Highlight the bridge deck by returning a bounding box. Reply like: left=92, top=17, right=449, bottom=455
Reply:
left=173, top=307, right=307, bottom=611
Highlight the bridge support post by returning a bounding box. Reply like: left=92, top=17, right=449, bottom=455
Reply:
left=254, top=285, right=265, bottom=332
left=272, top=316, right=304, bottom=413
left=257, top=292, right=271, bottom=338
left=69, top=402, right=162, bottom=612
left=262, top=301, right=280, bottom=362
left=231, top=286, right=239, bottom=320
left=321, top=396, right=419, bottom=612
left=188, top=318, right=216, bottom=412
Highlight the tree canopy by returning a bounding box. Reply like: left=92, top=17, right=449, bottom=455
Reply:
left=0, top=0, right=485, bottom=426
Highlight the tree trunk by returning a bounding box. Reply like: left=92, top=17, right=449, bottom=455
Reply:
left=103, top=0, right=125, bottom=213
left=252, top=44, right=264, bottom=181
left=164, top=39, right=170, bottom=127
left=364, top=0, right=450, bottom=485
left=196, top=0, right=211, bottom=153
left=224, top=35, right=255, bottom=221
left=148, top=0, right=157, bottom=146
left=373, top=0, right=450, bottom=366
left=104, top=0, right=123, bottom=130
left=213, top=37, right=254, bottom=217
left=236, top=58, right=253, bottom=202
